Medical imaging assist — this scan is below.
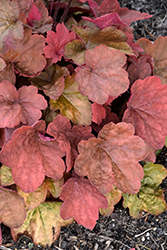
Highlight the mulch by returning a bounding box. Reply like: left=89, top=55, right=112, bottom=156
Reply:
left=1, top=0, right=167, bottom=249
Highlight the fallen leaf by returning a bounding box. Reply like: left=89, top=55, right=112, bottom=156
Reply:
left=0, top=165, right=14, bottom=186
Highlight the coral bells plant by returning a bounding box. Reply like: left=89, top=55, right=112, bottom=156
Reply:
left=0, top=0, right=167, bottom=247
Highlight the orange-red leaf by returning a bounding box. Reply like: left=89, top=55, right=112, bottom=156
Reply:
left=60, top=176, right=108, bottom=229
left=47, top=114, right=94, bottom=172
left=0, top=28, right=46, bottom=77
left=44, top=23, right=76, bottom=63
left=0, top=121, right=65, bottom=193
left=0, top=81, right=47, bottom=128
left=92, top=103, right=106, bottom=125
left=123, top=76, right=167, bottom=150
left=75, top=44, right=129, bottom=104
left=136, top=37, right=167, bottom=84
left=74, top=122, right=148, bottom=194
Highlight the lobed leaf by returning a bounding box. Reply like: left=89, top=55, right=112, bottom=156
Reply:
left=75, top=44, right=129, bottom=104
left=0, top=121, right=66, bottom=193
left=0, top=81, right=47, bottom=128
left=74, top=122, right=148, bottom=194
left=47, top=114, right=94, bottom=171
left=123, top=76, right=167, bottom=151
left=64, top=25, right=133, bottom=65
left=11, top=202, right=73, bottom=247
left=123, top=162, right=167, bottom=218
left=30, top=64, right=69, bottom=100
left=60, top=176, right=108, bottom=229
left=0, top=187, right=26, bottom=228
left=0, top=28, right=46, bottom=77
left=44, top=23, right=76, bottom=63
left=136, top=37, right=167, bottom=84
left=99, top=185, right=122, bottom=216
left=0, top=0, right=27, bottom=52
left=50, top=73, right=92, bottom=125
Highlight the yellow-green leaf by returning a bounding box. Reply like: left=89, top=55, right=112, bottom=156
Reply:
left=0, top=165, right=14, bottom=186
left=11, top=202, right=74, bottom=247
left=100, top=185, right=122, bottom=216
left=123, top=162, right=167, bottom=218
left=50, top=73, right=92, bottom=125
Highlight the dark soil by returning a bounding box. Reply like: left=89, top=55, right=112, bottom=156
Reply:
left=1, top=0, right=167, bottom=250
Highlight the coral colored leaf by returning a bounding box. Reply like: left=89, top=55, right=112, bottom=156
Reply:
left=136, top=37, right=167, bottom=84
left=123, top=162, right=167, bottom=218
left=27, top=4, right=42, bottom=26
left=99, top=185, right=122, bottom=216
left=27, top=1, right=53, bottom=33
left=91, top=106, right=119, bottom=133
left=0, top=187, right=26, bottom=228
left=74, top=122, right=148, bottom=194
left=0, top=81, right=47, bottom=128
left=87, top=0, right=152, bottom=25
left=50, top=73, right=92, bottom=125
left=64, top=25, right=133, bottom=65
left=44, top=23, right=76, bottom=63
left=127, top=54, right=153, bottom=85
left=0, top=28, right=46, bottom=77
left=0, top=121, right=66, bottom=193
left=59, top=176, right=108, bottom=229
left=0, top=165, right=14, bottom=186
left=47, top=114, right=94, bottom=172
left=82, top=12, right=128, bottom=29
left=123, top=76, right=167, bottom=150
left=30, top=64, right=69, bottom=100
left=92, top=103, right=106, bottom=125
left=11, top=202, right=73, bottom=247
left=0, top=0, right=26, bottom=52
left=75, top=44, right=129, bottom=104
left=0, top=62, right=16, bottom=85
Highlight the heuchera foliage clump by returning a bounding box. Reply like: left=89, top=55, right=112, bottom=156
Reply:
left=0, top=0, right=167, bottom=246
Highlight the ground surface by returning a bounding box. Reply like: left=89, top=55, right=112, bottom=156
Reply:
left=1, top=0, right=167, bottom=249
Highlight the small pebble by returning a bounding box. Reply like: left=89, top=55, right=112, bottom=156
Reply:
left=141, top=236, right=145, bottom=241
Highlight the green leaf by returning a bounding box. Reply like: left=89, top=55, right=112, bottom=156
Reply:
left=99, top=185, right=122, bottom=216
left=50, top=73, right=92, bottom=125
left=0, top=165, right=14, bottom=186
left=11, top=202, right=73, bottom=247
left=123, top=162, right=167, bottom=218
